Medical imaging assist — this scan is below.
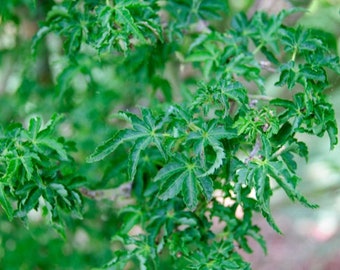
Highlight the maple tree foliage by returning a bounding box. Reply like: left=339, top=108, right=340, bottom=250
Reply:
left=0, top=0, right=339, bottom=269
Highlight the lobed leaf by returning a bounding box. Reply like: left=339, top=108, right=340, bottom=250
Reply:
left=87, top=129, right=143, bottom=162
left=268, top=161, right=318, bottom=208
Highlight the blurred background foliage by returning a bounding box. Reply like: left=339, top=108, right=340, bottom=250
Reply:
left=0, top=0, right=339, bottom=269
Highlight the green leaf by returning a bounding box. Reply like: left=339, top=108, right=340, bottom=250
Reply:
left=46, top=5, right=70, bottom=21
left=115, top=7, right=147, bottom=44
left=185, top=51, right=215, bottom=62
left=188, top=121, right=236, bottom=177
left=299, top=64, right=326, bottom=82
left=31, top=26, right=51, bottom=55
left=271, top=122, right=293, bottom=146
left=89, top=108, right=167, bottom=182
left=196, top=174, right=213, bottom=201
left=270, top=98, right=295, bottom=111
left=182, top=170, right=198, bottom=210
left=37, top=138, right=68, bottom=161
left=327, top=122, right=338, bottom=150
left=19, top=155, right=34, bottom=181
left=158, top=170, right=188, bottom=200
left=0, top=184, right=14, bottom=220
left=261, top=207, right=282, bottom=234
left=22, top=188, right=42, bottom=212
left=50, top=183, right=68, bottom=197
left=28, top=117, right=42, bottom=140
left=1, top=158, right=19, bottom=183
left=87, top=129, right=143, bottom=162
left=154, top=161, right=187, bottom=182
left=38, top=113, right=64, bottom=138
left=151, top=76, right=172, bottom=102
left=254, top=165, right=269, bottom=211
left=128, top=137, right=152, bottom=181
left=260, top=136, right=271, bottom=159
left=201, top=144, right=225, bottom=177
left=275, top=61, right=296, bottom=89
left=156, top=156, right=213, bottom=210
left=121, top=212, right=141, bottom=235
left=268, top=161, right=318, bottom=208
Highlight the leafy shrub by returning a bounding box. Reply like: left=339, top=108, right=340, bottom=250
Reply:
left=0, top=1, right=339, bottom=269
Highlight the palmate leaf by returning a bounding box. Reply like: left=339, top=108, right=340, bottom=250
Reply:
left=20, top=115, right=69, bottom=161
left=188, top=120, right=237, bottom=177
left=242, top=163, right=281, bottom=233
left=275, top=61, right=296, bottom=90
left=268, top=161, right=318, bottom=208
left=87, top=108, right=166, bottom=181
left=155, top=156, right=213, bottom=210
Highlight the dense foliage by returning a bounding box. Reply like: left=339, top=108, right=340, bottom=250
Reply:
left=0, top=0, right=339, bottom=269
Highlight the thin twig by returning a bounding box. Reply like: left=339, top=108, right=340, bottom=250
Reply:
left=248, top=94, right=274, bottom=101
left=245, top=136, right=261, bottom=164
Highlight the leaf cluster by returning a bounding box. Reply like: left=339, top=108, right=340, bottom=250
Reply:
left=0, top=114, right=83, bottom=234
left=1, top=0, right=339, bottom=269
left=85, top=4, right=339, bottom=268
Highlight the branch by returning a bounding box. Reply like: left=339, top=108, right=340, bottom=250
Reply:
left=245, top=136, right=261, bottom=164
left=248, top=94, right=274, bottom=101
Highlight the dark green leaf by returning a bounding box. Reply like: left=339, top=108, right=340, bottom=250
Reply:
left=158, top=170, right=188, bottom=200
left=182, top=171, right=198, bottom=210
